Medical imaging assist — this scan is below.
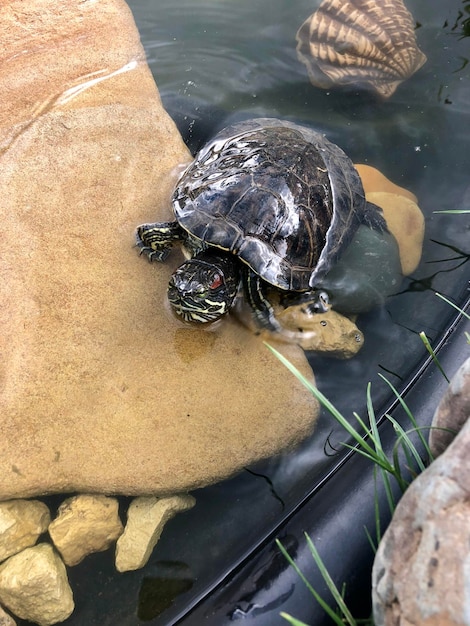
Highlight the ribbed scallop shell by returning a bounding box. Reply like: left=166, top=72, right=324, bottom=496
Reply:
left=296, top=0, right=427, bottom=98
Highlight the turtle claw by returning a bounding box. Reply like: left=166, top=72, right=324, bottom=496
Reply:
left=135, top=221, right=182, bottom=263
left=135, top=240, right=170, bottom=263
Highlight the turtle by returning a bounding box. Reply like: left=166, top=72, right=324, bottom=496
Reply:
left=135, top=117, right=388, bottom=331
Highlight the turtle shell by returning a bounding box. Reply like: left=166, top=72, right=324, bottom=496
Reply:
left=172, top=118, right=369, bottom=292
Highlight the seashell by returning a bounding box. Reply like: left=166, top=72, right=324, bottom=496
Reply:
left=296, top=0, right=427, bottom=98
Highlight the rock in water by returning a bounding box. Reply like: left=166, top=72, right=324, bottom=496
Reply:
left=0, top=544, right=74, bottom=625
left=48, top=495, right=124, bottom=566
left=0, top=500, right=51, bottom=563
left=0, top=0, right=319, bottom=501
left=115, top=495, right=196, bottom=572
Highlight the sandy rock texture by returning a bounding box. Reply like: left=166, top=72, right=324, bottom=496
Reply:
left=0, top=0, right=319, bottom=502
left=0, top=544, right=73, bottom=625
left=115, top=495, right=196, bottom=572
left=48, top=495, right=123, bottom=566
left=0, top=500, right=50, bottom=563
left=372, top=393, right=470, bottom=625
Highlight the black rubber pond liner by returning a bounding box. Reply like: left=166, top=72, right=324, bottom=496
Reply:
left=173, top=305, right=470, bottom=626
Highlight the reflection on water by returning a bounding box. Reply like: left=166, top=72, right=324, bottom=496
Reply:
left=55, top=0, right=470, bottom=624
left=138, top=562, right=193, bottom=621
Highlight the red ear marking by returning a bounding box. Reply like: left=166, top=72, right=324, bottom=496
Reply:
left=209, top=273, right=224, bottom=290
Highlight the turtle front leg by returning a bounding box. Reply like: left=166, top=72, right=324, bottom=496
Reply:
left=242, top=268, right=281, bottom=333
left=135, top=221, right=183, bottom=262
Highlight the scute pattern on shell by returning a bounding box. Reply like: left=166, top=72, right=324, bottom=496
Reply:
left=296, top=0, right=427, bottom=98
left=172, top=118, right=372, bottom=293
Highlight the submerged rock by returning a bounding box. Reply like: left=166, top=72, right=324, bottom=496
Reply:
left=0, top=0, right=319, bottom=502
left=115, top=495, right=196, bottom=572
left=48, top=495, right=124, bottom=566
left=276, top=307, right=364, bottom=357
left=355, top=164, right=425, bottom=276
left=0, top=544, right=73, bottom=626
left=0, top=500, right=50, bottom=563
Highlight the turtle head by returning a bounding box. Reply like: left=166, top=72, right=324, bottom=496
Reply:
left=168, top=252, right=240, bottom=323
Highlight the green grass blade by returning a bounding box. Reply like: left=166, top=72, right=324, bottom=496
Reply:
left=280, top=613, right=311, bottom=626
left=266, top=344, right=384, bottom=460
left=419, top=331, right=450, bottom=382
left=380, top=464, right=398, bottom=514
left=389, top=418, right=427, bottom=474
left=365, top=385, right=408, bottom=495
left=366, top=383, right=381, bottom=450
left=433, top=209, right=470, bottom=214
left=364, top=525, right=378, bottom=555
left=339, top=442, right=396, bottom=473
left=351, top=411, right=374, bottom=437
left=303, top=534, right=357, bottom=626
left=275, top=539, right=348, bottom=626
left=378, top=374, right=433, bottom=460
left=372, top=467, right=382, bottom=547
left=434, top=292, right=470, bottom=320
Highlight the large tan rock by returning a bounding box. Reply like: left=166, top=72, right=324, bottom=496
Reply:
left=0, top=0, right=319, bottom=501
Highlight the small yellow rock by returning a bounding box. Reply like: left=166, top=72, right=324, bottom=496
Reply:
left=0, top=500, right=50, bottom=563
left=115, top=495, right=196, bottom=572
left=367, top=192, right=425, bottom=275
left=355, top=164, right=418, bottom=202
left=48, top=494, right=123, bottom=567
left=355, top=164, right=425, bottom=275
left=275, top=307, right=364, bottom=358
left=0, top=543, right=73, bottom=626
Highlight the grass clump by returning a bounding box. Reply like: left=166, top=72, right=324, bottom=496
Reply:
left=265, top=306, right=466, bottom=626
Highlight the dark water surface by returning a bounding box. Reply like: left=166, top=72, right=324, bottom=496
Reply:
left=30, top=1, right=469, bottom=624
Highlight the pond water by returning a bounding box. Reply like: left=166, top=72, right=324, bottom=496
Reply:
left=39, top=0, right=469, bottom=624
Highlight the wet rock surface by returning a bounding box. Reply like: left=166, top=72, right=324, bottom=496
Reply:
left=48, top=495, right=124, bottom=567
left=115, top=495, right=196, bottom=572
left=372, top=358, right=470, bottom=626
left=0, top=0, right=319, bottom=502
left=276, top=307, right=364, bottom=357
left=0, top=544, right=74, bottom=626
left=355, top=164, right=425, bottom=276
left=0, top=500, right=50, bottom=563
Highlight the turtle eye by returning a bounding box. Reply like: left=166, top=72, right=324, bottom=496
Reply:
left=209, top=273, right=224, bottom=290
